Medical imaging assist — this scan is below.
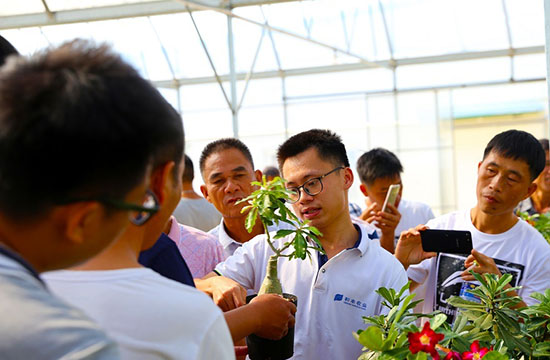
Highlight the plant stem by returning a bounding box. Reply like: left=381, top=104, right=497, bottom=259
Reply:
left=258, top=255, right=283, bottom=295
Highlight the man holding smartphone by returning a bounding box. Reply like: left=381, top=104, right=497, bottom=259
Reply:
left=396, top=130, right=550, bottom=319
left=355, top=148, right=435, bottom=253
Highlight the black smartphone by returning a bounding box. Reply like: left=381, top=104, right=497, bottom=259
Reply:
left=420, top=229, right=473, bottom=254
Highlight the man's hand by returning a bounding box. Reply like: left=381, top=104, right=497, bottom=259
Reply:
left=461, top=249, right=501, bottom=281
left=249, top=294, right=296, bottom=340
left=394, top=225, right=437, bottom=270
left=375, top=203, right=401, bottom=236
left=195, top=275, right=247, bottom=311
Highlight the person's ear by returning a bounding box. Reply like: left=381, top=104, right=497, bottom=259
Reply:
left=343, top=167, right=354, bottom=190
left=61, top=202, right=105, bottom=245
left=359, top=183, right=369, bottom=197
left=200, top=184, right=210, bottom=201
left=525, top=182, right=538, bottom=200
left=150, top=161, right=175, bottom=205
left=255, top=170, right=263, bottom=182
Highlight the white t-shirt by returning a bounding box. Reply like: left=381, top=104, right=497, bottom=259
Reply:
left=173, top=198, right=222, bottom=232
left=44, top=268, right=235, bottom=360
left=215, top=222, right=408, bottom=360
left=407, top=210, right=550, bottom=319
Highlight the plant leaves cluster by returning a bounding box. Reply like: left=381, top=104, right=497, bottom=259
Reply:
left=237, top=176, right=324, bottom=261
left=355, top=272, right=550, bottom=359
left=518, top=211, right=550, bottom=245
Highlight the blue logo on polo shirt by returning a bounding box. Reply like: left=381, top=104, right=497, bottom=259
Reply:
left=334, top=293, right=367, bottom=310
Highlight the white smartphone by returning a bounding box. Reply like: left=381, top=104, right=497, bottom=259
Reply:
left=381, top=184, right=401, bottom=213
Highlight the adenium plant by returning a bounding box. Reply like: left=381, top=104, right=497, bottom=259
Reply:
left=237, top=176, right=323, bottom=295
left=518, top=211, right=550, bottom=245
left=355, top=272, right=550, bottom=360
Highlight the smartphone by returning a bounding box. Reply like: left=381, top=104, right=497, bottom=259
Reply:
left=381, top=184, right=401, bottom=213
left=420, top=229, right=473, bottom=254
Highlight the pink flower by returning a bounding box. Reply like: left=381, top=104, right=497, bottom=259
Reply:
left=444, top=350, right=462, bottom=360
left=462, top=341, right=491, bottom=360
left=408, top=322, right=445, bottom=359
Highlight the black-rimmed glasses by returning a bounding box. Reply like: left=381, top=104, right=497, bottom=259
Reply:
left=61, top=189, right=160, bottom=226
left=285, top=166, right=345, bottom=204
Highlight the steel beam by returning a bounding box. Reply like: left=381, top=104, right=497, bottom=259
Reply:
left=151, top=46, right=544, bottom=88
left=0, top=0, right=298, bottom=30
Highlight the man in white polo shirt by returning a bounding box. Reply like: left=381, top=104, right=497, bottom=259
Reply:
left=199, top=138, right=290, bottom=258
left=202, top=129, right=409, bottom=359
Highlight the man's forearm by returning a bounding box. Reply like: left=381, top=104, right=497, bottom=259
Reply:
left=379, top=232, right=395, bottom=254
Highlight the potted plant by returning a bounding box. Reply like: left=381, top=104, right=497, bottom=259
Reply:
left=237, top=175, right=323, bottom=360
left=354, top=272, right=550, bottom=359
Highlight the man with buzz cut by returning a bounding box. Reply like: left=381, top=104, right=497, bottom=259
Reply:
left=396, top=130, right=550, bottom=320
left=199, top=138, right=291, bottom=261
left=0, top=40, right=176, bottom=358
left=201, top=129, right=409, bottom=359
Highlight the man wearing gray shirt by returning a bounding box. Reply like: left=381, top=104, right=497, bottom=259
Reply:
left=0, top=39, right=183, bottom=358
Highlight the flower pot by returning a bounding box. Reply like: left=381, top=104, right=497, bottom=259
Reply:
left=246, top=293, right=297, bottom=360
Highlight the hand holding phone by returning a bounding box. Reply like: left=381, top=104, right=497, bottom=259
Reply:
left=381, top=184, right=401, bottom=213
left=420, top=229, right=473, bottom=254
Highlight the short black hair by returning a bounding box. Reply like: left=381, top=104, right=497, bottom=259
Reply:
left=483, top=130, right=545, bottom=181
left=277, top=129, right=350, bottom=170
left=0, top=35, right=18, bottom=67
left=539, top=138, right=549, bottom=152
left=0, top=39, right=183, bottom=221
left=199, top=138, right=254, bottom=176
left=182, top=155, right=194, bottom=183
left=263, top=166, right=280, bottom=178
left=356, top=148, right=403, bottom=186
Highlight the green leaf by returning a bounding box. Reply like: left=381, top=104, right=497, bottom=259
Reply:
left=481, top=351, right=509, bottom=360
left=356, top=326, right=385, bottom=351
left=533, top=341, right=550, bottom=357
left=273, top=229, right=296, bottom=239
left=244, top=207, right=258, bottom=232
left=429, top=313, right=448, bottom=330
left=293, top=232, right=307, bottom=260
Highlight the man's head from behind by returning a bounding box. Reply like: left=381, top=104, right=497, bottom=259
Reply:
left=199, top=138, right=261, bottom=219
left=277, top=129, right=353, bottom=229
left=182, top=155, right=194, bottom=185
left=356, top=148, right=403, bottom=208
left=477, top=129, right=545, bottom=215
left=0, top=40, right=183, bottom=271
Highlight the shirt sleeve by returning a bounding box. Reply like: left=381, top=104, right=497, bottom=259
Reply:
left=518, top=246, right=550, bottom=306
left=196, top=313, right=236, bottom=360
left=407, top=257, right=434, bottom=285
left=214, top=235, right=267, bottom=290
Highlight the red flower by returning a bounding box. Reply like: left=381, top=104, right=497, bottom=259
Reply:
left=444, top=351, right=462, bottom=360
left=462, top=341, right=490, bottom=360
left=408, top=322, right=445, bottom=359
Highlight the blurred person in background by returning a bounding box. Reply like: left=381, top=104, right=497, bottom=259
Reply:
left=516, top=138, right=550, bottom=215
left=355, top=148, right=434, bottom=253
left=173, top=155, right=222, bottom=232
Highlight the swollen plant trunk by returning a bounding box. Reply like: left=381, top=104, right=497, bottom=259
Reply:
left=258, top=255, right=283, bottom=295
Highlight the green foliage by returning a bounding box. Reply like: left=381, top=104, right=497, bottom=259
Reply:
left=518, top=211, right=550, bottom=245
left=237, top=176, right=324, bottom=294
left=238, top=176, right=324, bottom=260
left=356, top=273, right=550, bottom=360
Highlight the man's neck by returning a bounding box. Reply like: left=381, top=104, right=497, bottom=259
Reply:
left=531, top=191, right=550, bottom=213
left=223, top=216, right=264, bottom=244
left=72, top=232, right=143, bottom=271
left=181, top=183, right=202, bottom=200
left=470, top=206, right=518, bottom=234
left=317, top=215, right=359, bottom=259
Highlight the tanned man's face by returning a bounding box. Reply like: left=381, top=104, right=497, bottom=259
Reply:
left=476, top=150, right=534, bottom=216
left=201, top=148, right=260, bottom=219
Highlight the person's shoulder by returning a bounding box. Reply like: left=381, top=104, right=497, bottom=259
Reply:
left=0, top=268, right=117, bottom=357
left=179, top=223, right=218, bottom=242
left=514, top=219, right=550, bottom=250
left=426, top=210, right=466, bottom=230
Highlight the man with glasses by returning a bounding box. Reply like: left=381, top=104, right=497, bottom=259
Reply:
left=203, top=129, right=408, bottom=360
left=0, top=40, right=178, bottom=358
